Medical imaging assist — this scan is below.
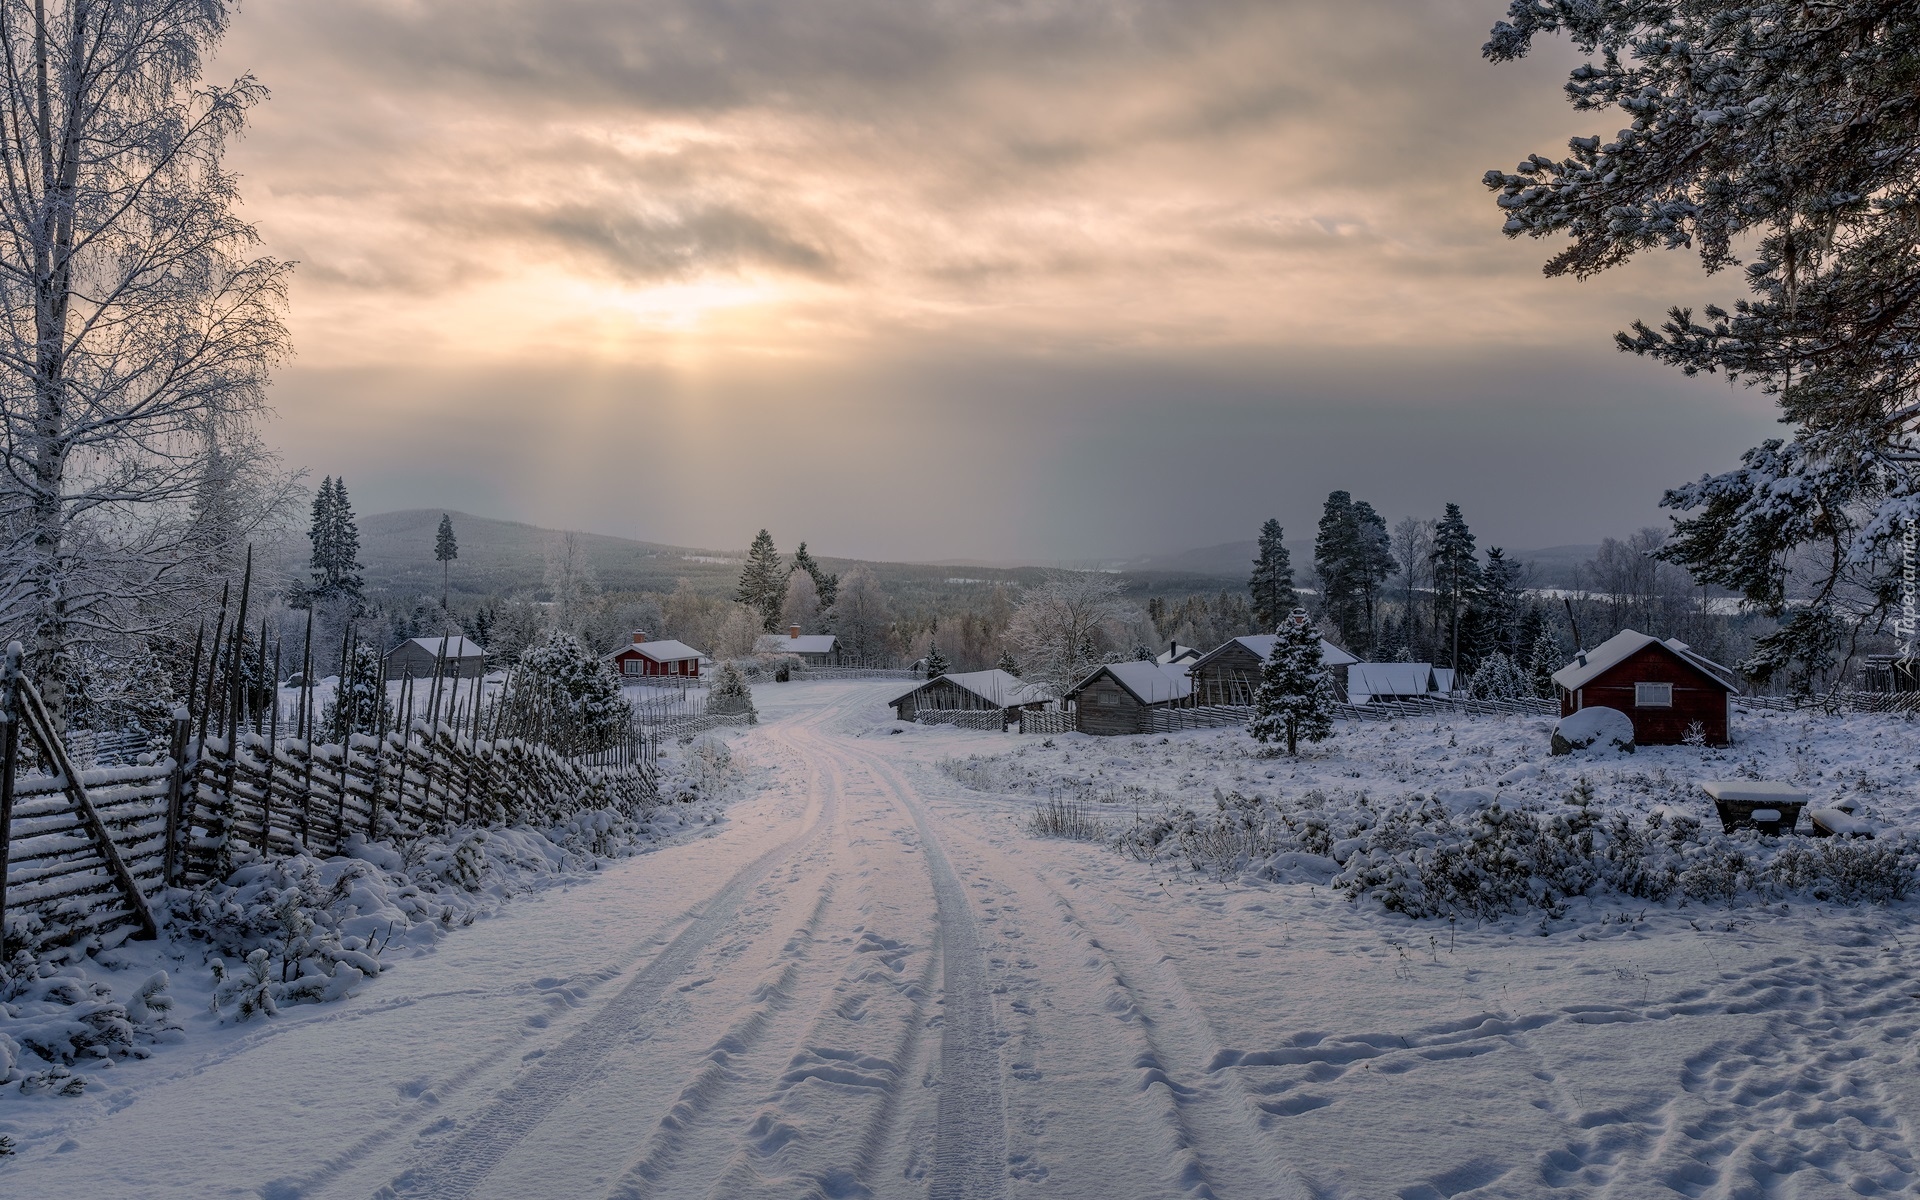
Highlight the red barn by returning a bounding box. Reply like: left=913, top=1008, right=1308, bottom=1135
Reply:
left=1551, top=629, right=1737, bottom=746
left=605, top=631, right=704, bottom=680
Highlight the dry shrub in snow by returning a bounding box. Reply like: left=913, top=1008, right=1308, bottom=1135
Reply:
left=1116, top=788, right=1917, bottom=918
left=1028, top=797, right=1103, bottom=841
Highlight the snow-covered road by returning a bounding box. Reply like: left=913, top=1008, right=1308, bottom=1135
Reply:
left=7, top=681, right=1920, bottom=1198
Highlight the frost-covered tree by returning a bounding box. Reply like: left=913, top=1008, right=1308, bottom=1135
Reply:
left=827, top=566, right=895, bottom=665
left=543, top=531, right=598, bottom=637
left=791, top=541, right=837, bottom=610
left=1483, top=1, right=1920, bottom=685
left=1007, top=572, right=1130, bottom=697
left=925, top=641, right=950, bottom=677
left=435, top=514, right=458, bottom=609
left=508, top=630, right=630, bottom=755
left=996, top=649, right=1021, bottom=677
left=706, top=661, right=755, bottom=721
left=0, top=0, right=291, bottom=728
left=1314, top=493, right=1393, bottom=654
left=736, top=529, right=786, bottom=633
left=1528, top=626, right=1564, bottom=700
left=1430, top=504, right=1480, bottom=671
left=1249, top=609, right=1334, bottom=755
left=301, top=477, right=365, bottom=610
left=710, top=602, right=762, bottom=660
left=779, top=569, right=821, bottom=632
left=321, top=643, right=392, bottom=740
left=1466, top=650, right=1530, bottom=701
left=1248, top=518, right=1297, bottom=630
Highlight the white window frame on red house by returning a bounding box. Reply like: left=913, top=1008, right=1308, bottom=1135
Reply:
left=624, top=658, right=641, bottom=675
left=1634, top=682, right=1673, bottom=708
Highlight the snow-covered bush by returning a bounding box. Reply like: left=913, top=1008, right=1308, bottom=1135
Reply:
left=706, top=662, right=756, bottom=721
left=1552, top=706, right=1634, bottom=755
left=0, top=960, right=177, bottom=1090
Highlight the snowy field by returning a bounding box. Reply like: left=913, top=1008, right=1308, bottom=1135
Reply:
left=3, top=681, right=1917, bottom=1198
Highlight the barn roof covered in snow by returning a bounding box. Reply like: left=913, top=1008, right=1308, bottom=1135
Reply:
left=757, top=633, right=838, bottom=655
left=391, top=636, right=486, bottom=660
left=1189, top=634, right=1358, bottom=671
left=1347, top=662, right=1439, bottom=698
left=890, top=669, right=1051, bottom=709
left=1066, top=661, right=1194, bottom=706
left=1551, top=629, right=1737, bottom=693
left=606, top=639, right=703, bottom=664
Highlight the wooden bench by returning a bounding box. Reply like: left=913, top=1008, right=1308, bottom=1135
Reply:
left=1808, top=804, right=1877, bottom=839
left=1700, top=781, right=1807, bottom=836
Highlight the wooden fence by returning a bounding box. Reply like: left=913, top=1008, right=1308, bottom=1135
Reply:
left=915, top=708, right=1011, bottom=732
left=1, top=685, right=659, bottom=958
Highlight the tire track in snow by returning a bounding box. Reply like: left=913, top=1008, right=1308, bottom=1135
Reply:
left=689, top=736, right=944, bottom=1199
left=374, top=751, right=840, bottom=1200
left=595, top=731, right=853, bottom=1200
left=831, top=735, right=1009, bottom=1200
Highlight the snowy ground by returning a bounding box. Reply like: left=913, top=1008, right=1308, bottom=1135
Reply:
left=3, top=682, right=1917, bottom=1198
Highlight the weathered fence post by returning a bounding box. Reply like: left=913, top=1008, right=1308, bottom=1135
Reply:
left=0, top=644, right=21, bottom=960
left=162, top=708, right=192, bottom=886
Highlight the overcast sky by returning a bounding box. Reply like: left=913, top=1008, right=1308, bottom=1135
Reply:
left=216, top=0, right=1780, bottom=563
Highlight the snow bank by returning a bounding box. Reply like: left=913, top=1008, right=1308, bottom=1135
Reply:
left=1551, top=705, right=1634, bottom=754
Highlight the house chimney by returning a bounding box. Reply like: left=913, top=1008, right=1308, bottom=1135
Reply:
left=632, top=630, right=647, bottom=645
left=789, top=624, right=801, bottom=640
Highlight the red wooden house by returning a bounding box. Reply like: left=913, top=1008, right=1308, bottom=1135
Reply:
left=605, top=631, right=704, bottom=680
left=1551, top=629, right=1737, bottom=746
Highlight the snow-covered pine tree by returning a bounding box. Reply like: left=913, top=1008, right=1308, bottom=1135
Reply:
left=1248, top=518, right=1297, bottom=630
left=706, top=661, right=757, bottom=722
left=1248, top=608, right=1334, bottom=755
left=925, top=641, right=950, bottom=677
left=1483, top=1, right=1920, bottom=687
left=321, top=643, right=393, bottom=740
left=792, top=542, right=838, bottom=610
left=996, top=649, right=1021, bottom=677
left=1429, top=504, right=1479, bottom=671
left=737, top=530, right=787, bottom=633
left=304, top=478, right=365, bottom=610
left=1313, top=494, right=1393, bottom=655
left=1466, top=650, right=1529, bottom=701
left=435, top=515, right=458, bottom=609
left=1527, top=627, right=1562, bottom=700
left=516, top=631, right=631, bottom=754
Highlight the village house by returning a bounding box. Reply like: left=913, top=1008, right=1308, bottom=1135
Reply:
left=383, top=636, right=488, bottom=681
left=1347, top=662, right=1442, bottom=704
left=605, top=630, right=704, bottom=680
left=889, top=669, right=1051, bottom=724
left=1552, top=628, right=1737, bottom=746
left=756, top=625, right=841, bottom=666
left=1187, top=635, right=1359, bottom=705
left=1156, top=642, right=1203, bottom=667
left=1064, top=661, right=1194, bottom=736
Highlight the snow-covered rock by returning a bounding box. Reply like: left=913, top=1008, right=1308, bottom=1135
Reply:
left=1551, top=706, right=1634, bottom=755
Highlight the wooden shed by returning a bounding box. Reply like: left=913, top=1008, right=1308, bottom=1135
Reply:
left=889, top=669, right=1050, bottom=723
left=384, top=636, right=488, bottom=681
left=1551, top=629, right=1737, bottom=746
left=1064, top=661, right=1194, bottom=736
left=755, top=626, right=841, bottom=666
left=1187, top=635, right=1357, bottom=706
left=605, top=631, right=704, bottom=679
left=1347, top=662, right=1441, bottom=704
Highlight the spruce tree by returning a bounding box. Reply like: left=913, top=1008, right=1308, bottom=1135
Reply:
left=792, top=542, right=839, bottom=610
left=1527, top=627, right=1562, bottom=700
left=737, top=530, right=786, bottom=633
left=1248, top=518, right=1297, bottom=630
left=996, top=649, right=1021, bottom=677
left=706, top=661, right=757, bottom=723
left=1483, top=2, right=1920, bottom=685
left=925, top=641, right=950, bottom=677
left=435, top=514, right=459, bottom=609
left=1430, top=503, right=1479, bottom=671
left=304, top=476, right=365, bottom=609
left=1248, top=609, right=1334, bottom=756
left=1313, top=493, right=1392, bottom=653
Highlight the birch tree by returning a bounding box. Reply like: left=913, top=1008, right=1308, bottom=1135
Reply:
left=1006, top=571, right=1130, bottom=697
left=0, top=0, right=289, bottom=726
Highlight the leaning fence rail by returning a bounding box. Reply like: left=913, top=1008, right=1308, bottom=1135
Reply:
left=1, top=704, right=659, bottom=958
